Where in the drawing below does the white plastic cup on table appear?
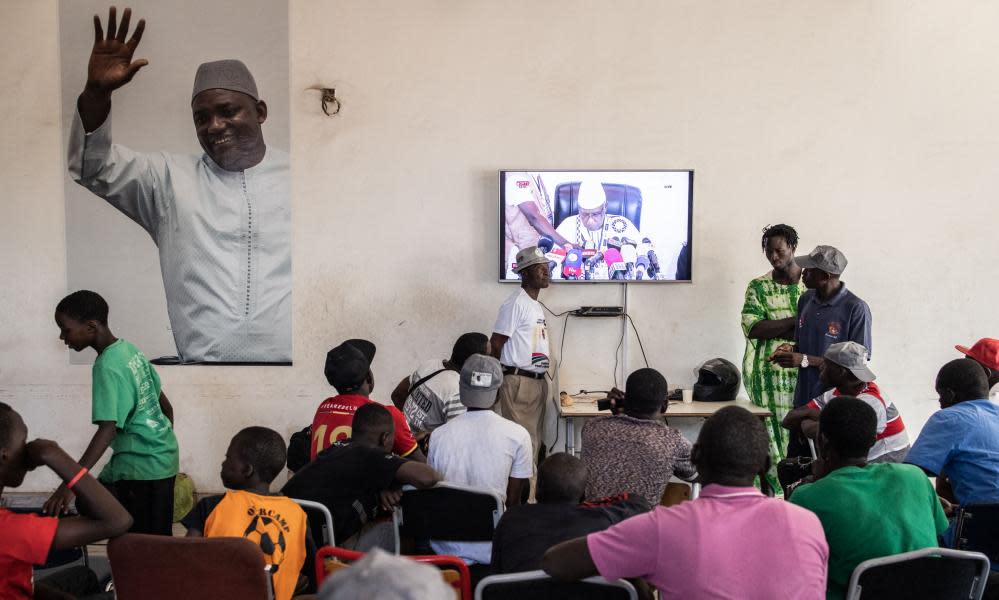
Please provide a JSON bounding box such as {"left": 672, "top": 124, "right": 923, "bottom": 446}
{"left": 682, "top": 389, "right": 694, "bottom": 404}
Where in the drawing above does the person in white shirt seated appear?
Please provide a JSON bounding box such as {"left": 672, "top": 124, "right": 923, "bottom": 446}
{"left": 427, "top": 354, "right": 533, "bottom": 580}
{"left": 390, "top": 332, "right": 489, "bottom": 436}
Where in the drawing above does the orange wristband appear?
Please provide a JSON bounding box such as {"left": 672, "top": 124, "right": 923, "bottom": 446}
{"left": 66, "top": 467, "right": 88, "bottom": 490}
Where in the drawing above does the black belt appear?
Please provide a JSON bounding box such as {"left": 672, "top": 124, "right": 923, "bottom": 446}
{"left": 502, "top": 366, "right": 545, "bottom": 380}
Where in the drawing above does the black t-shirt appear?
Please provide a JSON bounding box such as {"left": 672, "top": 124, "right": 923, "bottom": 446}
{"left": 280, "top": 441, "right": 407, "bottom": 543}
{"left": 491, "top": 494, "right": 651, "bottom": 574}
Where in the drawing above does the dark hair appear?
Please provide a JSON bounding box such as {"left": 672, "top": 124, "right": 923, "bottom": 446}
{"left": 937, "top": 358, "right": 990, "bottom": 401}
{"left": 624, "top": 368, "right": 668, "bottom": 414}
{"left": 819, "top": 396, "right": 876, "bottom": 459}
{"left": 696, "top": 406, "right": 769, "bottom": 479}
{"left": 56, "top": 290, "right": 109, "bottom": 325}
{"left": 450, "top": 333, "right": 489, "bottom": 368}
{"left": 352, "top": 403, "right": 394, "bottom": 438}
{"left": 0, "top": 402, "right": 18, "bottom": 448}
{"left": 536, "top": 453, "right": 587, "bottom": 504}
{"left": 761, "top": 224, "right": 799, "bottom": 252}
{"left": 231, "top": 426, "right": 287, "bottom": 484}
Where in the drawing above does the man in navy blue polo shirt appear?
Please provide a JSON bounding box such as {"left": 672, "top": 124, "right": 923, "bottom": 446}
{"left": 770, "top": 245, "right": 872, "bottom": 411}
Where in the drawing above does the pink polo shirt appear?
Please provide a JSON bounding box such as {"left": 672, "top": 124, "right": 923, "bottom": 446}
{"left": 587, "top": 484, "right": 828, "bottom": 599}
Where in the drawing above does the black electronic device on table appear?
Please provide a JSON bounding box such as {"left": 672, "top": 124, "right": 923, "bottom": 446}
{"left": 572, "top": 306, "right": 624, "bottom": 317}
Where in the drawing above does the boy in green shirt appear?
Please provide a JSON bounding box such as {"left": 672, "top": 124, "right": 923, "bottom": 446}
{"left": 790, "top": 396, "right": 947, "bottom": 600}
{"left": 46, "top": 290, "right": 179, "bottom": 535}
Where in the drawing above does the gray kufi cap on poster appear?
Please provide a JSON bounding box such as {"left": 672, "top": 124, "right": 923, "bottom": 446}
{"left": 192, "top": 59, "right": 259, "bottom": 102}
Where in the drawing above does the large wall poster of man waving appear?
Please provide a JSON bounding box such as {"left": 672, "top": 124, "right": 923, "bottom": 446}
{"left": 60, "top": 1, "right": 291, "bottom": 365}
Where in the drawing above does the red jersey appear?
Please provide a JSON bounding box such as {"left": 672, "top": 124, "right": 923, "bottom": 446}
{"left": 0, "top": 508, "right": 59, "bottom": 599}
{"left": 311, "top": 394, "right": 418, "bottom": 460}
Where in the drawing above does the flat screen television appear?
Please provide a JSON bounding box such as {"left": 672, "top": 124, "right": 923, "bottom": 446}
{"left": 499, "top": 170, "right": 693, "bottom": 282}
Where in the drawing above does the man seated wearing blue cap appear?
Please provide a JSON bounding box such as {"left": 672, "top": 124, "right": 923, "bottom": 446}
{"left": 67, "top": 6, "right": 290, "bottom": 364}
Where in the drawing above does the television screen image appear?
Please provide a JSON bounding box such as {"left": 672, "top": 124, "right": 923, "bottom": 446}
{"left": 499, "top": 170, "right": 693, "bottom": 282}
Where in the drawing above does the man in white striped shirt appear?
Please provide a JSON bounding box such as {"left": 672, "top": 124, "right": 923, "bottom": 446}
{"left": 391, "top": 333, "right": 490, "bottom": 435}
{"left": 783, "top": 341, "right": 910, "bottom": 463}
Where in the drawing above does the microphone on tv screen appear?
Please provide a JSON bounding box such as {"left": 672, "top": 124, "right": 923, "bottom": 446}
{"left": 603, "top": 248, "right": 625, "bottom": 280}
{"left": 636, "top": 255, "right": 650, "bottom": 280}
{"left": 584, "top": 251, "right": 604, "bottom": 280}
{"left": 563, "top": 248, "right": 583, "bottom": 280}
{"left": 641, "top": 237, "right": 661, "bottom": 275}
{"left": 538, "top": 235, "right": 555, "bottom": 253}
{"left": 546, "top": 246, "right": 566, "bottom": 276}
{"left": 620, "top": 244, "right": 638, "bottom": 279}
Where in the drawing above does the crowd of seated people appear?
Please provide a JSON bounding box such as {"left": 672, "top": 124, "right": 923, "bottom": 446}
{"left": 4, "top": 289, "right": 999, "bottom": 599}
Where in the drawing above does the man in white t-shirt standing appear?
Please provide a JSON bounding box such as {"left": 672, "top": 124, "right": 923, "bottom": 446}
{"left": 390, "top": 332, "right": 490, "bottom": 435}
{"left": 428, "top": 354, "right": 533, "bottom": 570}
{"left": 491, "top": 246, "right": 551, "bottom": 469}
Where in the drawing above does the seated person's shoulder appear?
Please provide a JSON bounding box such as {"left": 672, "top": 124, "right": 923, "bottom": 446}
{"left": 582, "top": 493, "right": 653, "bottom": 521}
{"left": 581, "top": 414, "right": 617, "bottom": 432}
{"left": 880, "top": 462, "right": 934, "bottom": 483}
{"left": 181, "top": 493, "right": 226, "bottom": 532}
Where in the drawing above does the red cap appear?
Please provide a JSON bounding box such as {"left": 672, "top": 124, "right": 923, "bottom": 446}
{"left": 956, "top": 338, "right": 999, "bottom": 371}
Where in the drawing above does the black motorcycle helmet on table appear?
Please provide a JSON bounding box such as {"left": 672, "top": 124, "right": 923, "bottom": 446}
{"left": 693, "top": 358, "right": 741, "bottom": 402}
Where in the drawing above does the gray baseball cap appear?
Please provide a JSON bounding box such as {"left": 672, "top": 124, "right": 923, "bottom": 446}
{"left": 795, "top": 245, "right": 848, "bottom": 275}
{"left": 824, "top": 341, "right": 876, "bottom": 382}
{"left": 514, "top": 246, "right": 548, "bottom": 273}
{"left": 459, "top": 354, "right": 504, "bottom": 408}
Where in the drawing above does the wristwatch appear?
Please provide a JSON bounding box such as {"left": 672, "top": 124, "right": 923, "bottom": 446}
{"left": 800, "top": 355, "right": 810, "bottom": 369}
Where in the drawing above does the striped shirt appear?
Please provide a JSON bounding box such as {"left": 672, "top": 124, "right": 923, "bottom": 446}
{"left": 807, "top": 382, "right": 909, "bottom": 461}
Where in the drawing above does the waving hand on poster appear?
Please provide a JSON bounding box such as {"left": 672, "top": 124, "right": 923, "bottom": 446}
{"left": 66, "top": 4, "right": 292, "bottom": 365}
{"left": 78, "top": 6, "right": 147, "bottom": 131}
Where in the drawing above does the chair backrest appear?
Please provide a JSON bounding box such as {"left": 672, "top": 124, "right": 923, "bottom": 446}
{"left": 397, "top": 482, "right": 504, "bottom": 542}
{"left": 475, "top": 570, "right": 637, "bottom": 600}
{"left": 108, "top": 533, "right": 271, "bottom": 600}
{"left": 553, "top": 182, "right": 643, "bottom": 230}
{"left": 315, "top": 546, "right": 471, "bottom": 600}
{"left": 844, "top": 547, "right": 990, "bottom": 600}
{"left": 290, "top": 497, "right": 336, "bottom": 547}
{"left": 954, "top": 503, "right": 999, "bottom": 567}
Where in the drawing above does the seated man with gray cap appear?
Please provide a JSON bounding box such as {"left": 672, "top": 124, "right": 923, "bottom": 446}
{"left": 67, "top": 6, "right": 290, "bottom": 363}
{"left": 427, "top": 354, "right": 533, "bottom": 575}
{"left": 783, "top": 341, "right": 909, "bottom": 463}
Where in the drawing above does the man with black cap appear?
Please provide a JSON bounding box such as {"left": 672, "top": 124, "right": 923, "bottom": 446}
{"left": 311, "top": 339, "right": 424, "bottom": 462}
{"left": 771, "top": 245, "right": 872, "bottom": 412}
{"left": 428, "top": 354, "right": 533, "bottom": 573}
{"left": 783, "top": 341, "right": 909, "bottom": 463}
{"left": 491, "top": 246, "right": 551, "bottom": 471}
{"left": 67, "top": 6, "right": 290, "bottom": 363}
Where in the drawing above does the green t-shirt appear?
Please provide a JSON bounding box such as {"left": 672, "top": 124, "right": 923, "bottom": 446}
{"left": 790, "top": 463, "right": 948, "bottom": 600}
{"left": 92, "top": 339, "right": 179, "bottom": 482}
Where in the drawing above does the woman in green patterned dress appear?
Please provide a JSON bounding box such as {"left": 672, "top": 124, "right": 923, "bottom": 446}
{"left": 741, "top": 224, "right": 803, "bottom": 494}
